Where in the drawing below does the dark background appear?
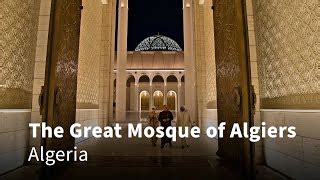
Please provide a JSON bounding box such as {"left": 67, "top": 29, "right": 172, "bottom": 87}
{"left": 116, "top": 0, "right": 184, "bottom": 51}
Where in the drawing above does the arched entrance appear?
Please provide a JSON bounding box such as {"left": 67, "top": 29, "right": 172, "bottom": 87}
{"left": 139, "top": 90, "right": 150, "bottom": 111}
{"left": 167, "top": 90, "right": 177, "bottom": 111}
{"left": 33, "top": 0, "right": 256, "bottom": 178}
{"left": 126, "top": 75, "right": 135, "bottom": 111}
{"left": 153, "top": 90, "right": 164, "bottom": 110}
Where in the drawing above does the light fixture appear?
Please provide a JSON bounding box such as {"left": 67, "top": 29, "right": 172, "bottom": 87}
{"left": 186, "top": 3, "right": 191, "bottom": 8}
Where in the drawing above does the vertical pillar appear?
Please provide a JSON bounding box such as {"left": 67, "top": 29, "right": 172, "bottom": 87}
{"left": 149, "top": 81, "right": 153, "bottom": 110}
{"left": 177, "top": 78, "right": 182, "bottom": 111}
{"left": 183, "top": 0, "right": 196, "bottom": 120}
{"left": 164, "top": 78, "right": 167, "bottom": 105}
{"left": 115, "top": 0, "right": 128, "bottom": 122}
{"left": 43, "top": 0, "right": 82, "bottom": 156}
{"left": 100, "top": 1, "right": 116, "bottom": 126}
{"left": 135, "top": 81, "right": 139, "bottom": 112}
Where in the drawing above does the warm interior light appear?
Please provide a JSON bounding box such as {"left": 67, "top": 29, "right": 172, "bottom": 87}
{"left": 101, "top": 0, "right": 108, "bottom": 4}
{"left": 186, "top": 3, "right": 191, "bottom": 8}
{"left": 199, "top": 0, "right": 204, "bottom": 5}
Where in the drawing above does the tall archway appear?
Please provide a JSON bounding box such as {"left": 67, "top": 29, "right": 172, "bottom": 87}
{"left": 140, "top": 91, "right": 150, "bottom": 111}
{"left": 153, "top": 90, "right": 164, "bottom": 110}
{"left": 167, "top": 90, "right": 177, "bottom": 111}
{"left": 126, "top": 75, "right": 135, "bottom": 111}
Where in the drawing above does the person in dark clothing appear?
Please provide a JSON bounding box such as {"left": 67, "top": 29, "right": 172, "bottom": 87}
{"left": 158, "top": 105, "right": 174, "bottom": 148}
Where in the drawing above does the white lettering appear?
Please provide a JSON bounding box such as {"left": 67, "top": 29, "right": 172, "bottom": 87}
{"left": 128, "top": 123, "right": 142, "bottom": 138}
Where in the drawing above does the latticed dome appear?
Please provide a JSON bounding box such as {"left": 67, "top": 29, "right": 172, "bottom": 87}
{"left": 135, "top": 35, "right": 182, "bottom": 51}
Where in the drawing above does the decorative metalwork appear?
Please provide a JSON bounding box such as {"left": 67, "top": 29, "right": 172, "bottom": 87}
{"left": 213, "top": 0, "right": 253, "bottom": 165}
{"left": 135, "top": 35, "right": 182, "bottom": 51}
{"left": 45, "top": 0, "right": 82, "bottom": 151}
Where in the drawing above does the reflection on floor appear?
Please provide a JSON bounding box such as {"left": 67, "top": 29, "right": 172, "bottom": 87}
{"left": 113, "top": 111, "right": 177, "bottom": 123}
{"left": 2, "top": 127, "right": 286, "bottom": 180}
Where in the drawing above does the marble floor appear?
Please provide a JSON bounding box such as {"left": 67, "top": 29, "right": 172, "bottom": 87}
{"left": 1, "top": 125, "right": 287, "bottom": 180}
{"left": 112, "top": 111, "right": 178, "bottom": 123}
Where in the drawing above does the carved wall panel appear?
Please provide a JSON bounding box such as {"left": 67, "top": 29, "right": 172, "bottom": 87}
{"left": 0, "top": 0, "right": 40, "bottom": 108}
{"left": 194, "top": 1, "right": 207, "bottom": 118}
{"left": 253, "top": 0, "right": 320, "bottom": 109}
{"left": 204, "top": 0, "right": 217, "bottom": 108}
{"left": 194, "top": 0, "right": 217, "bottom": 118}
{"left": 76, "top": 0, "right": 102, "bottom": 109}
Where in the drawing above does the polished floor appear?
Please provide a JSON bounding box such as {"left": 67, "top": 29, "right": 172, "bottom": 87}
{"left": 1, "top": 123, "right": 286, "bottom": 180}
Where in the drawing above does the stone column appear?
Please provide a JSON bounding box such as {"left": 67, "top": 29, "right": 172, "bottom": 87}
{"left": 149, "top": 81, "right": 153, "bottom": 110}
{"left": 183, "top": 0, "right": 196, "bottom": 120}
{"left": 164, "top": 78, "right": 167, "bottom": 105}
{"left": 135, "top": 82, "right": 139, "bottom": 111}
{"left": 115, "top": 0, "right": 128, "bottom": 122}
{"left": 177, "top": 78, "right": 182, "bottom": 111}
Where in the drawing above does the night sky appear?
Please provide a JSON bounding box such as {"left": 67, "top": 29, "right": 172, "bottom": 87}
{"left": 125, "top": 0, "right": 183, "bottom": 51}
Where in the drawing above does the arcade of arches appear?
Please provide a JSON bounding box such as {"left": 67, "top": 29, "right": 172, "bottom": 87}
{"left": 126, "top": 73, "right": 182, "bottom": 112}
{"left": 0, "top": 0, "right": 319, "bottom": 179}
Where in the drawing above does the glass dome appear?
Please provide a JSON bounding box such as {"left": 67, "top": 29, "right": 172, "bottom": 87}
{"left": 135, "top": 35, "right": 182, "bottom": 51}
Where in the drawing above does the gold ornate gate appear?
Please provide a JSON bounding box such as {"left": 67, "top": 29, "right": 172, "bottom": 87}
{"left": 213, "top": 0, "right": 255, "bottom": 177}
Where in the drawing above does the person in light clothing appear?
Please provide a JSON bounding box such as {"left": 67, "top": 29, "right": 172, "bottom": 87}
{"left": 177, "top": 106, "right": 192, "bottom": 149}
{"left": 148, "top": 107, "right": 159, "bottom": 146}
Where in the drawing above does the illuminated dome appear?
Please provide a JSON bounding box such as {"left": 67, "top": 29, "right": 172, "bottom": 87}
{"left": 135, "top": 35, "right": 182, "bottom": 51}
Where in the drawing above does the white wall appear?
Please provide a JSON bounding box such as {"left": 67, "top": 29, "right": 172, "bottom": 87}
{"left": 75, "top": 109, "right": 100, "bottom": 144}
{"left": 201, "top": 109, "right": 218, "bottom": 131}
{"left": 0, "top": 109, "right": 100, "bottom": 175}
{"left": 261, "top": 110, "right": 320, "bottom": 179}
{"left": 0, "top": 0, "right": 51, "bottom": 174}
{"left": 0, "top": 110, "right": 31, "bottom": 174}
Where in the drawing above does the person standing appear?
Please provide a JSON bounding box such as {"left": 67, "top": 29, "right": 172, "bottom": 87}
{"left": 158, "top": 105, "right": 174, "bottom": 148}
{"left": 148, "top": 107, "right": 158, "bottom": 147}
{"left": 177, "top": 106, "right": 192, "bottom": 149}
